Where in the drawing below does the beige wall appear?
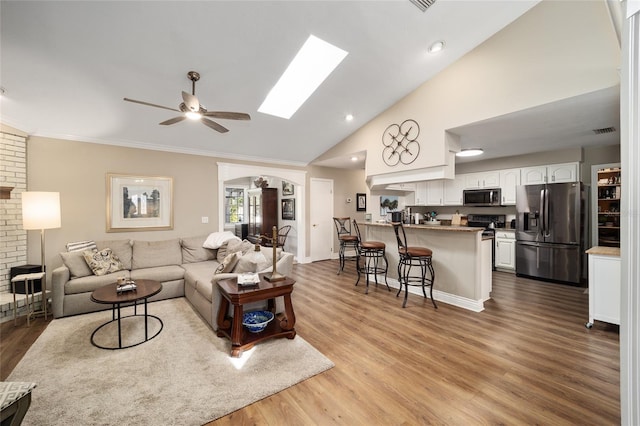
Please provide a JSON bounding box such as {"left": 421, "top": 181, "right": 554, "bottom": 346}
{"left": 314, "top": 0, "right": 621, "bottom": 178}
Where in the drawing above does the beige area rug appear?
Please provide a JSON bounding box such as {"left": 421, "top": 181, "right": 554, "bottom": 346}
{"left": 8, "top": 298, "right": 334, "bottom": 425}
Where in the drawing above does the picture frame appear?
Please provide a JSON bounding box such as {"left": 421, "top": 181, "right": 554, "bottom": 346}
{"left": 281, "top": 198, "right": 295, "bottom": 220}
{"left": 282, "top": 180, "right": 294, "bottom": 196}
{"left": 106, "top": 173, "right": 173, "bottom": 232}
{"left": 356, "top": 193, "right": 367, "bottom": 211}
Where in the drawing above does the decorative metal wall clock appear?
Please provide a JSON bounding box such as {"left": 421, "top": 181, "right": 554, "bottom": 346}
{"left": 381, "top": 119, "right": 420, "bottom": 166}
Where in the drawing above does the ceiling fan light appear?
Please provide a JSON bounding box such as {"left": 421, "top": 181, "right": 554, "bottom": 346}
{"left": 185, "top": 111, "right": 202, "bottom": 120}
{"left": 456, "top": 148, "right": 484, "bottom": 157}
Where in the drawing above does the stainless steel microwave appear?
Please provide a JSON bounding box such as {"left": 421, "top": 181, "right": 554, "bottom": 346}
{"left": 463, "top": 188, "right": 502, "bottom": 207}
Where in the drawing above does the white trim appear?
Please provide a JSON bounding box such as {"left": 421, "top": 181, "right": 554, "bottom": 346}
{"left": 620, "top": 2, "right": 640, "bottom": 424}
{"left": 217, "top": 162, "right": 307, "bottom": 262}
{"left": 374, "top": 277, "right": 486, "bottom": 312}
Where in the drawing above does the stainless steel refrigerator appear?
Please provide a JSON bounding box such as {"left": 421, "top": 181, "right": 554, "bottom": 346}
{"left": 515, "top": 182, "right": 586, "bottom": 285}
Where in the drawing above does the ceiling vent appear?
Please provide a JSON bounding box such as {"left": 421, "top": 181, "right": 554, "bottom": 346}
{"left": 592, "top": 126, "right": 616, "bottom": 135}
{"left": 409, "top": 0, "right": 436, "bottom": 12}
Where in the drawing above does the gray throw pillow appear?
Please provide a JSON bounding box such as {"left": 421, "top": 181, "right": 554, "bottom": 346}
{"left": 60, "top": 251, "right": 93, "bottom": 278}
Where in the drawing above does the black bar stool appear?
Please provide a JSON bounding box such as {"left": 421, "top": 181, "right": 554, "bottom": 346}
{"left": 353, "top": 220, "right": 390, "bottom": 293}
{"left": 333, "top": 217, "right": 359, "bottom": 274}
{"left": 392, "top": 222, "right": 437, "bottom": 309}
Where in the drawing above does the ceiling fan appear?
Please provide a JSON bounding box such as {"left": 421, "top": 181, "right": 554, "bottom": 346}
{"left": 123, "top": 71, "right": 250, "bottom": 133}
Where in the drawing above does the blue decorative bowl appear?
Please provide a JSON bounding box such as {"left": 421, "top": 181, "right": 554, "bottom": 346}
{"left": 242, "top": 310, "right": 274, "bottom": 333}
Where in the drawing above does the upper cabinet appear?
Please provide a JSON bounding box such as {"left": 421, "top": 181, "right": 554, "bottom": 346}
{"left": 463, "top": 171, "right": 500, "bottom": 189}
{"left": 499, "top": 168, "right": 521, "bottom": 205}
{"left": 443, "top": 175, "right": 465, "bottom": 205}
{"left": 521, "top": 162, "right": 578, "bottom": 185}
{"left": 414, "top": 181, "right": 428, "bottom": 205}
{"left": 426, "top": 180, "right": 444, "bottom": 205}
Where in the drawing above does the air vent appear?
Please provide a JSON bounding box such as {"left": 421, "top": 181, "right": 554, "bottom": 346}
{"left": 409, "top": 0, "right": 436, "bottom": 12}
{"left": 592, "top": 127, "right": 616, "bottom": 135}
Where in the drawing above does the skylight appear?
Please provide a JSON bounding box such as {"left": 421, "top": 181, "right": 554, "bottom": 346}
{"left": 258, "top": 35, "right": 348, "bottom": 119}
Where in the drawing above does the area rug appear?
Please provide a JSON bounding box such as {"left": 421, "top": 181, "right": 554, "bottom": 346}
{"left": 7, "top": 298, "right": 334, "bottom": 425}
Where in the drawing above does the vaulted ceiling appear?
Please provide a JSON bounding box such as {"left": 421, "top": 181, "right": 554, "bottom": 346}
{"left": 2, "top": 0, "right": 545, "bottom": 168}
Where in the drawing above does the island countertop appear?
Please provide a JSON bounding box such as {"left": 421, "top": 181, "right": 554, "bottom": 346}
{"left": 358, "top": 221, "right": 485, "bottom": 233}
{"left": 357, "top": 221, "right": 493, "bottom": 312}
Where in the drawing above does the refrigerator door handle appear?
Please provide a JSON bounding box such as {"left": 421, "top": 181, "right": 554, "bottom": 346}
{"left": 543, "top": 188, "right": 550, "bottom": 238}
{"left": 539, "top": 189, "right": 546, "bottom": 235}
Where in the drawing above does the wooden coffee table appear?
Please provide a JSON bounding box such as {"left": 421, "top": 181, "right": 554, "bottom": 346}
{"left": 216, "top": 274, "right": 296, "bottom": 357}
{"left": 90, "top": 279, "right": 163, "bottom": 350}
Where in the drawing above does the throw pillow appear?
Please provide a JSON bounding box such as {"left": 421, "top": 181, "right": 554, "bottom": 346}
{"left": 203, "top": 231, "right": 240, "bottom": 249}
{"left": 227, "top": 238, "right": 254, "bottom": 256}
{"left": 215, "top": 251, "right": 241, "bottom": 274}
{"left": 65, "top": 240, "right": 97, "bottom": 252}
{"left": 233, "top": 250, "right": 270, "bottom": 273}
{"left": 181, "top": 235, "right": 216, "bottom": 264}
{"left": 82, "top": 248, "right": 125, "bottom": 276}
{"left": 60, "top": 251, "right": 93, "bottom": 278}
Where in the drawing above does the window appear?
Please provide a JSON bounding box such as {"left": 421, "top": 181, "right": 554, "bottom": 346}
{"left": 225, "top": 187, "right": 245, "bottom": 224}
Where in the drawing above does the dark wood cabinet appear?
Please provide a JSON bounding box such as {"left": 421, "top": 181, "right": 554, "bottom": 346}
{"left": 248, "top": 187, "right": 278, "bottom": 241}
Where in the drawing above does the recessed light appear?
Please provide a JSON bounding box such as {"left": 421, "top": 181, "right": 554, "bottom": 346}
{"left": 258, "top": 35, "right": 348, "bottom": 119}
{"left": 351, "top": 156, "right": 358, "bottom": 162}
{"left": 456, "top": 148, "right": 484, "bottom": 157}
{"left": 345, "top": 114, "right": 354, "bottom": 122}
{"left": 428, "top": 40, "right": 445, "bottom": 54}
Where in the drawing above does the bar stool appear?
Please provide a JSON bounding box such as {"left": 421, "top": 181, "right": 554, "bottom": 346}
{"left": 392, "top": 222, "right": 437, "bottom": 309}
{"left": 11, "top": 272, "right": 47, "bottom": 326}
{"left": 352, "top": 220, "right": 390, "bottom": 293}
{"left": 333, "top": 217, "right": 359, "bottom": 274}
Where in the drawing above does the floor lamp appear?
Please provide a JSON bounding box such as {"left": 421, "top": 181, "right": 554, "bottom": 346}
{"left": 22, "top": 191, "right": 61, "bottom": 319}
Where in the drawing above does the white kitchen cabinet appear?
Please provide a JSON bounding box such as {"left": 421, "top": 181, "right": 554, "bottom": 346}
{"left": 414, "top": 181, "right": 428, "bottom": 205}
{"left": 443, "top": 175, "right": 465, "bottom": 205}
{"left": 463, "top": 171, "right": 500, "bottom": 189}
{"left": 586, "top": 247, "right": 621, "bottom": 327}
{"left": 521, "top": 162, "right": 578, "bottom": 185}
{"left": 495, "top": 230, "right": 516, "bottom": 272}
{"left": 426, "top": 180, "right": 444, "bottom": 205}
{"left": 385, "top": 183, "right": 417, "bottom": 192}
{"left": 499, "top": 168, "right": 520, "bottom": 205}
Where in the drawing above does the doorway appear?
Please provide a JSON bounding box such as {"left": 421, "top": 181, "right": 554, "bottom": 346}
{"left": 310, "top": 178, "right": 334, "bottom": 262}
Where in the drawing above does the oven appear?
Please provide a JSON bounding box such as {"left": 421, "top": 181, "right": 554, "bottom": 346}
{"left": 467, "top": 214, "right": 506, "bottom": 271}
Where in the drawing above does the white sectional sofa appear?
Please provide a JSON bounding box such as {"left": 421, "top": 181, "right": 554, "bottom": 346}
{"left": 51, "top": 234, "right": 293, "bottom": 331}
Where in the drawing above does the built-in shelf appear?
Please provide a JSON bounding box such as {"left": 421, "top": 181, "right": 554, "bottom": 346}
{"left": 0, "top": 186, "right": 14, "bottom": 199}
{"left": 594, "top": 166, "right": 621, "bottom": 248}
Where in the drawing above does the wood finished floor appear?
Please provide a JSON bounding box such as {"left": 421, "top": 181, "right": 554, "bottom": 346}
{"left": 1, "top": 260, "right": 620, "bottom": 425}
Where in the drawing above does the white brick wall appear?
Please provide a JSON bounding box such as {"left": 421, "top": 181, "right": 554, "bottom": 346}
{"left": 1, "top": 131, "right": 27, "bottom": 297}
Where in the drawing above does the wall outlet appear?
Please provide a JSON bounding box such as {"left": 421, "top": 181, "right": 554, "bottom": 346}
{"left": 201, "top": 217, "right": 209, "bottom": 224}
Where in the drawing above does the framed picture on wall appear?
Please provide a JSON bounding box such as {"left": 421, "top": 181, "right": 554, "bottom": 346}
{"left": 282, "top": 198, "right": 295, "bottom": 220}
{"left": 106, "top": 173, "right": 173, "bottom": 232}
{"left": 282, "top": 181, "right": 294, "bottom": 196}
{"left": 356, "top": 193, "right": 367, "bottom": 211}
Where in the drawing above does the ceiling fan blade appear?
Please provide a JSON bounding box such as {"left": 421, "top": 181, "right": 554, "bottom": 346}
{"left": 203, "top": 111, "right": 251, "bottom": 120}
{"left": 182, "top": 91, "right": 200, "bottom": 112}
{"left": 202, "top": 117, "right": 229, "bottom": 133}
{"left": 123, "top": 98, "right": 180, "bottom": 112}
{"left": 159, "top": 116, "right": 187, "bottom": 126}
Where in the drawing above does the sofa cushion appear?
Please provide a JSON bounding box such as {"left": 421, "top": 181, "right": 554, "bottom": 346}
{"left": 60, "top": 251, "right": 93, "bottom": 278}
{"left": 96, "top": 239, "right": 132, "bottom": 270}
{"left": 181, "top": 235, "right": 217, "bottom": 264}
{"left": 216, "top": 238, "right": 243, "bottom": 263}
{"left": 82, "top": 248, "right": 125, "bottom": 276}
{"left": 215, "top": 251, "right": 241, "bottom": 274}
{"left": 130, "top": 265, "right": 185, "bottom": 282}
{"left": 203, "top": 231, "right": 239, "bottom": 249}
{"left": 182, "top": 261, "right": 219, "bottom": 300}
{"left": 132, "top": 239, "right": 182, "bottom": 269}
{"left": 64, "top": 270, "right": 131, "bottom": 295}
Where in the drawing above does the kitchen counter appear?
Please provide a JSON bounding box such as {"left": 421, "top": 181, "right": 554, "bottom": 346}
{"left": 358, "top": 222, "right": 492, "bottom": 312}
{"left": 586, "top": 246, "right": 620, "bottom": 256}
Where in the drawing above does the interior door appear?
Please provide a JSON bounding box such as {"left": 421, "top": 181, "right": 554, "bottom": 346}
{"left": 310, "top": 178, "right": 333, "bottom": 262}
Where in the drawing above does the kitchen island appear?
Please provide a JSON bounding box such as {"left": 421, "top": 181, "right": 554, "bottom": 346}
{"left": 359, "top": 222, "right": 492, "bottom": 311}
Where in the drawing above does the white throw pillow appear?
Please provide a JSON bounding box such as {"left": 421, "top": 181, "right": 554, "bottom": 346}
{"left": 203, "top": 231, "right": 240, "bottom": 249}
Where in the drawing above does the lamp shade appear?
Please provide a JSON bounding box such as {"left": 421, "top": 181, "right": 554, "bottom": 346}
{"left": 22, "top": 191, "right": 61, "bottom": 230}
